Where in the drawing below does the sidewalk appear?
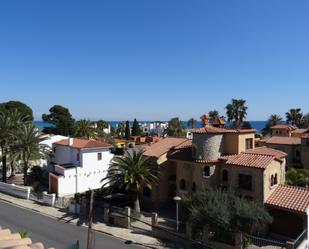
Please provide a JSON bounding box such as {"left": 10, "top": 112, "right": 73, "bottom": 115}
{"left": 0, "top": 192, "right": 173, "bottom": 249}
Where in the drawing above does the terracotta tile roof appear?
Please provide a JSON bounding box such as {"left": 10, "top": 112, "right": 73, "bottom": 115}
{"left": 245, "top": 146, "right": 287, "bottom": 160}
{"left": 266, "top": 185, "right": 309, "bottom": 215}
{"left": 220, "top": 153, "right": 275, "bottom": 169}
{"left": 143, "top": 137, "right": 189, "bottom": 158}
{"left": 263, "top": 136, "right": 301, "bottom": 145}
{"left": 54, "top": 138, "right": 112, "bottom": 149}
{"left": 192, "top": 125, "right": 256, "bottom": 134}
{"left": 292, "top": 128, "right": 308, "bottom": 134}
{"left": 270, "top": 124, "right": 297, "bottom": 130}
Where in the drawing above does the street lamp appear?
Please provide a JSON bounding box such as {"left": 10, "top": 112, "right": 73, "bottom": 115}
{"left": 173, "top": 196, "right": 182, "bottom": 232}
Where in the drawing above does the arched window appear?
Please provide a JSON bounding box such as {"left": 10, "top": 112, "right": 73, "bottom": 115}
{"left": 203, "top": 166, "right": 210, "bottom": 177}
{"left": 192, "top": 182, "right": 196, "bottom": 192}
{"left": 180, "top": 179, "right": 186, "bottom": 190}
{"left": 271, "top": 175, "right": 274, "bottom": 186}
{"left": 274, "top": 173, "right": 278, "bottom": 185}
{"left": 222, "top": 170, "right": 228, "bottom": 182}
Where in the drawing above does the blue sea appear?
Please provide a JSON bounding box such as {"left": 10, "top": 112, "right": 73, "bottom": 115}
{"left": 34, "top": 120, "right": 267, "bottom": 133}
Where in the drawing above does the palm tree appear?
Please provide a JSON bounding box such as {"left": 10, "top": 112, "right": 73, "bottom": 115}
{"left": 262, "top": 114, "right": 283, "bottom": 135}
{"left": 208, "top": 110, "right": 220, "bottom": 121}
{"left": 225, "top": 99, "right": 248, "bottom": 128}
{"left": 187, "top": 118, "right": 196, "bottom": 129}
{"left": 0, "top": 109, "right": 25, "bottom": 182}
{"left": 167, "top": 117, "right": 185, "bottom": 137}
{"left": 14, "top": 123, "right": 47, "bottom": 185}
{"left": 286, "top": 108, "right": 303, "bottom": 127}
{"left": 74, "top": 119, "right": 97, "bottom": 139}
{"left": 103, "top": 150, "right": 158, "bottom": 212}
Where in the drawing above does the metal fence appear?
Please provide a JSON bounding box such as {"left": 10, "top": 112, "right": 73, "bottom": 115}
{"left": 246, "top": 235, "right": 286, "bottom": 249}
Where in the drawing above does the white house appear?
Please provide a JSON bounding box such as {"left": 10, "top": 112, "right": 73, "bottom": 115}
{"left": 49, "top": 138, "right": 113, "bottom": 197}
{"left": 39, "top": 135, "right": 68, "bottom": 169}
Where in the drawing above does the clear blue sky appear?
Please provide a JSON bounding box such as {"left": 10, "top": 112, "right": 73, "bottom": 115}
{"left": 0, "top": 0, "right": 308, "bottom": 121}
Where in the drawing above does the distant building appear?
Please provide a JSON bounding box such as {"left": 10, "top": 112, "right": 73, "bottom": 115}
{"left": 49, "top": 138, "right": 113, "bottom": 196}
{"left": 261, "top": 124, "right": 309, "bottom": 169}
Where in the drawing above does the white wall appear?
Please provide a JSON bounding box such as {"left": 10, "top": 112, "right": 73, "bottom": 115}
{"left": 53, "top": 145, "right": 80, "bottom": 166}
{"left": 54, "top": 147, "right": 113, "bottom": 196}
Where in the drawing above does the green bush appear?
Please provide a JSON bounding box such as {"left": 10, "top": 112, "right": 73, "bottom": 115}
{"left": 286, "top": 168, "right": 309, "bottom": 187}
{"left": 19, "top": 231, "right": 30, "bottom": 238}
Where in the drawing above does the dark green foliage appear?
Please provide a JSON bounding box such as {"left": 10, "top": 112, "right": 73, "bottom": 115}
{"left": 42, "top": 105, "right": 75, "bottom": 135}
{"left": 125, "top": 120, "right": 131, "bottom": 140}
{"left": 29, "top": 166, "right": 43, "bottom": 182}
{"left": 286, "top": 108, "right": 303, "bottom": 127}
{"left": 0, "top": 101, "right": 33, "bottom": 121}
{"left": 19, "top": 231, "right": 30, "bottom": 238}
{"left": 102, "top": 150, "right": 158, "bottom": 212}
{"left": 187, "top": 188, "right": 272, "bottom": 236}
{"left": 286, "top": 168, "right": 309, "bottom": 187}
{"left": 241, "top": 121, "right": 252, "bottom": 129}
{"left": 166, "top": 117, "right": 185, "bottom": 137}
{"left": 187, "top": 118, "right": 196, "bottom": 129}
{"left": 131, "top": 118, "right": 141, "bottom": 136}
{"left": 74, "top": 119, "right": 96, "bottom": 139}
{"left": 225, "top": 99, "right": 248, "bottom": 128}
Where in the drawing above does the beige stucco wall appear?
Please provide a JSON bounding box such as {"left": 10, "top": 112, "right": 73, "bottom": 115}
{"left": 263, "top": 143, "right": 301, "bottom": 167}
{"left": 224, "top": 133, "right": 255, "bottom": 155}
{"left": 271, "top": 129, "right": 291, "bottom": 137}
{"left": 174, "top": 161, "right": 216, "bottom": 196}
{"left": 217, "top": 164, "right": 265, "bottom": 203}
{"left": 263, "top": 160, "right": 286, "bottom": 202}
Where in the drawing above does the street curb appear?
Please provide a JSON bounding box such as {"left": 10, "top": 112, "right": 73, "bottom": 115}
{"left": 0, "top": 195, "right": 164, "bottom": 249}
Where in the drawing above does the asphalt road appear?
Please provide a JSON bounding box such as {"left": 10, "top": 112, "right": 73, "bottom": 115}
{"left": 0, "top": 200, "right": 143, "bottom": 249}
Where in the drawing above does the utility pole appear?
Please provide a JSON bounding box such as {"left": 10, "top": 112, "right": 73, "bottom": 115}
{"left": 87, "top": 190, "right": 94, "bottom": 249}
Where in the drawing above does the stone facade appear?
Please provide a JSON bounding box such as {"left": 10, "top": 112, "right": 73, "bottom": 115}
{"left": 192, "top": 133, "right": 224, "bottom": 161}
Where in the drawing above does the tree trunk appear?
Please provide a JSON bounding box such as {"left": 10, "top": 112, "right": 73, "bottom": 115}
{"left": 10, "top": 161, "right": 15, "bottom": 177}
{"left": 133, "top": 193, "right": 140, "bottom": 213}
{"left": 23, "top": 161, "right": 28, "bottom": 186}
{"left": 2, "top": 154, "right": 7, "bottom": 183}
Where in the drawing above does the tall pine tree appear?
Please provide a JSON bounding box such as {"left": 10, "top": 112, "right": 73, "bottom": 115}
{"left": 131, "top": 118, "right": 141, "bottom": 136}
{"left": 125, "top": 120, "right": 131, "bottom": 140}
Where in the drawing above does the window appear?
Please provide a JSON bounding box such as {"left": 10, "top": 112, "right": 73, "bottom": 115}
{"left": 179, "top": 179, "right": 186, "bottom": 190}
{"left": 238, "top": 174, "right": 253, "bottom": 191}
{"left": 270, "top": 175, "right": 274, "bottom": 186}
{"left": 76, "top": 153, "right": 80, "bottom": 161}
{"left": 274, "top": 173, "right": 278, "bottom": 185}
{"left": 192, "top": 145, "right": 197, "bottom": 158}
{"left": 245, "top": 138, "right": 253, "bottom": 150}
{"left": 306, "top": 141, "right": 309, "bottom": 147}
{"left": 203, "top": 166, "right": 210, "bottom": 177}
{"left": 296, "top": 150, "right": 301, "bottom": 158}
{"left": 97, "top": 153, "right": 102, "bottom": 160}
{"left": 192, "top": 182, "right": 196, "bottom": 192}
{"left": 53, "top": 147, "right": 56, "bottom": 153}
{"left": 222, "top": 170, "right": 228, "bottom": 182}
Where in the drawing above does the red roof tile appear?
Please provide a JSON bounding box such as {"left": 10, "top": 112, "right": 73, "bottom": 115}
{"left": 266, "top": 185, "right": 309, "bottom": 215}
{"left": 192, "top": 125, "right": 256, "bottom": 134}
{"left": 220, "top": 153, "right": 275, "bottom": 169}
{"left": 263, "top": 136, "right": 301, "bottom": 145}
{"left": 270, "top": 124, "right": 297, "bottom": 130}
{"left": 245, "top": 146, "right": 287, "bottom": 160}
{"left": 143, "top": 137, "right": 189, "bottom": 158}
{"left": 54, "top": 138, "right": 112, "bottom": 149}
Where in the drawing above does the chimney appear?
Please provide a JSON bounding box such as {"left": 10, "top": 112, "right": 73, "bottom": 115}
{"left": 68, "top": 137, "right": 73, "bottom": 146}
